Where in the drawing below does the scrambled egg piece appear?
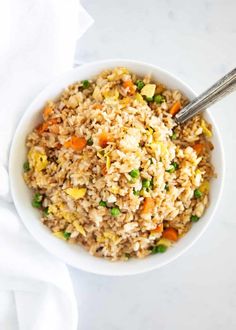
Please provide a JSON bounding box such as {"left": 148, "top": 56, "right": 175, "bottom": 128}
{"left": 73, "top": 221, "right": 86, "bottom": 236}
{"left": 141, "top": 84, "right": 156, "bottom": 98}
{"left": 156, "top": 238, "right": 172, "bottom": 247}
{"left": 201, "top": 119, "right": 212, "bottom": 138}
{"left": 53, "top": 232, "right": 67, "bottom": 240}
{"left": 65, "top": 188, "right": 87, "bottom": 199}
{"left": 28, "top": 147, "right": 48, "bottom": 172}
{"left": 135, "top": 93, "right": 145, "bottom": 104}
{"left": 103, "top": 89, "right": 119, "bottom": 100}
{"left": 199, "top": 181, "right": 210, "bottom": 193}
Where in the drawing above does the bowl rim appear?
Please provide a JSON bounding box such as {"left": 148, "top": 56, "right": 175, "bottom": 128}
{"left": 9, "top": 59, "right": 225, "bottom": 276}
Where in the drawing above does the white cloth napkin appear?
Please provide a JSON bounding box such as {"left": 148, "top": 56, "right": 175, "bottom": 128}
{"left": 0, "top": 0, "right": 93, "bottom": 329}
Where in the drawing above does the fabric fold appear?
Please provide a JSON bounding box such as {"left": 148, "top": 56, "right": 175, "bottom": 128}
{"left": 0, "top": 0, "right": 93, "bottom": 329}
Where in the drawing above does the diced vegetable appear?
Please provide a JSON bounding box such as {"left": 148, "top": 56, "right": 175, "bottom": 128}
{"left": 166, "top": 161, "right": 179, "bottom": 173}
{"left": 98, "top": 132, "right": 110, "bottom": 148}
{"left": 141, "top": 197, "right": 155, "bottom": 214}
{"left": 101, "top": 164, "right": 107, "bottom": 176}
{"left": 63, "top": 232, "right": 71, "bottom": 240}
{"left": 152, "top": 244, "right": 167, "bottom": 254}
{"left": 32, "top": 200, "right": 42, "bottom": 208}
{"left": 99, "top": 200, "right": 107, "bottom": 207}
{"left": 152, "top": 223, "right": 163, "bottom": 233}
{"left": 23, "top": 161, "right": 30, "bottom": 172}
{"left": 193, "top": 143, "right": 204, "bottom": 154}
{"left": 65, "top": 187, "right": 87, "bottom": 199}
{"left": 43, "top": 207, "right": 49, "bottom": 216}
{"left": 82, "top": 80, "right": 90, "bottom": 89}
{"left": 154, "top": 94, "right": 165, "bottom": 104}
{"left": 43, "top": 105, "right": 53, "bottom": 120}
{"left": 169, "top": 101, "right": 181, "bottom": 116}
{"left": 142, "top": 179, "right": 151, "bottom": 189}
{"left": 135, "top": 80, "right": 145, "bottom": 91}
{"left": 146, "top": 96, "right": 154, "bottom": 102}
{"left": 164, "top": 183, "right": 169, "bottom": 191}
{"left": 172, "top": 162, "right": 179, "bottom": 170}
{"left": 133, "top": 189, "right": 140, "bottom": 196}
{"left": 64, "top": 136, "right": 87, "bottom": 151}
{"left": 194, "top": 189, "right": 202, "bottom": 198}
{"left": 87, "top": 137, "right": 93, "bottom": 146}
{"left": 190, "top": 215, "right": 200, "bottom": 222}
{"left": 171, "top": 132, "right": 177, "bottom": 140}
{"left": 32, "top": 193, "right": 43, "bottom": 208}
{"left": 141, "top": 84, "right": 156, "bottom": 98}
{"left": 36, "top": 118, "right": 58, "bottom": 134}
{"left": 110, "top": 207, "right": 121, "bottom": 217}
{"left": 162, "top": 227, "right": 178, "bottom": 241}
{"left": 129, "top": 169, "right": 140, "bottom": 178}
{"left": 123, "top": 80, "right": 136, "bottom": 94}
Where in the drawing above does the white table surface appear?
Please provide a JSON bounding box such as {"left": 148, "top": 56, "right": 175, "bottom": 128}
{"left": 72, "top": 0, "right": 236, "bottom": 329}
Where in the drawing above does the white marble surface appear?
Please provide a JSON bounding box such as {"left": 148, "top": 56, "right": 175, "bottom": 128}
{"left": 72, "top": 0, "right": 236, "bottom": 329}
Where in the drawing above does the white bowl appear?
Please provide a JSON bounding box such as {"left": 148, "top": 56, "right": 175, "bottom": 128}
{"left": 9, "top": 60, "right": 225, "bottom": 276}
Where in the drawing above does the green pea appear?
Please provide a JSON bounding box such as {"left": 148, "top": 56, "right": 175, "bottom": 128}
{"left": 171, "top": 132, "right": 177, "bottom": 140}
{"left": 146, "top": 96, "right": 153, "bottom": 102}
{"left": 194, "top": 189, "right": 202, "bottom": 199}
{"left": 166, "top": 161, "right": 179, "bottom": 173}
{"left": 110, "top": 207, "right": 121, "bottom": 217}
{"left": 99, "top": 200, "right": 107, "bottom": 207}
{"left": 142, "top": 179, "right": 151, "bottom": 189}
{"left": 63, "top": 232, "right": 71, "bottom": 240}
{"left": 172, "top": 162, "right": 179, "bottom": 170}
{"left": 23, "top": 161, "right": 30, "bottom": 172}
{"left": 164, "top": 183, "right": 169, "bottom": 191}
{"left": 149, "top": 158, "right": 153, "bottom": 165}
{"left": 190, "top": 215, "right": 200, "bottom": 222}
{"left": 87, "top": 137, "right": 93, "bottom": 146}
{"left": 129, "top": 169, "right": 140, "bottom": 178}
{"left": 154, "top": 94, "right": 165, "bottom": 104}
{"left": 32, "top": 200, "right": 42, "bottom": 208}
{"left": 34, "top": 193, "right": 42, "bottom": 202}
{"left": 82, "top": 80, "right": 90, "bottom": 88}
{"left": 43, "top": 207, "right": 49, "bottom": 216}
{"left": 135, "top": 80, "right": 145, "bottom": 91}
{"left": 133, "top": 189, "right": 140, "bottom": 196}
{"left": 32, "top": 193, "right": 43, "bottom": 208}
{"left": 166, "top": 165, "right": 175, "bottom": 173}
{"left": 152, "top": 245, "right": 167, "bottom": 254}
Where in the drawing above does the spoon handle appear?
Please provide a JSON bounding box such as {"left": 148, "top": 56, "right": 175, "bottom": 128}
{"left": 175, "top": 68, "right": 236, "bottom": 124}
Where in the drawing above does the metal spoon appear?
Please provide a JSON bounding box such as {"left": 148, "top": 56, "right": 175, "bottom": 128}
{"left": 175, "top": 67, "right": 236, "bottom": 124}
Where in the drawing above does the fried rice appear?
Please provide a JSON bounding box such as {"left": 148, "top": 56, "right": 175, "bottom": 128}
{"left": 23, "top": 67, "right": 215, "bottom": 260}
